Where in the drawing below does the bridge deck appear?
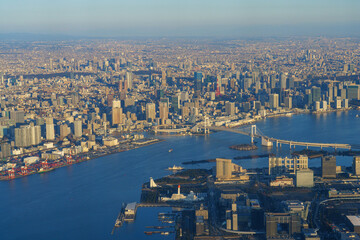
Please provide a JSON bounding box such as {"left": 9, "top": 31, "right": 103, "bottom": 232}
{"left": 209, "top": 126, "right": 351, "bottom": 149}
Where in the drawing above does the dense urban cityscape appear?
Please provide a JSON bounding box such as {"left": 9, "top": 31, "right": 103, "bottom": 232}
{"left": 0, "top": 36, "right": 360, "bottom": 239}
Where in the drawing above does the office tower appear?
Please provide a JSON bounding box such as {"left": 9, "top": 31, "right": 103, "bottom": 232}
{"left": 194, "top": 72, "right": 202, "bottom": 93}
{"left": 284, "top": 97, "right": 292, "bottom": 109}
{"left": 287, "top": 77, "right": 294, "bottom": 89}
{"left": 107, "top": 94, "right": 114, "bottom": 107}
{"left": 125, "top": 72, "right": 132, "bottom": 89}
{"left": 327, "top": 85, "right": 333, "bottom": 102}
{"left": 74, "top": 119, "right": 82, "bottom": 138}
{"left": 46, "top": 117, "right": 55, "bottom": 141}
{"left": 280, "top": 72, "right": 287, "bottom": 89}
{"left": 15, "top": 127, "right": 27, "bottom": 147}
{"left": 29, "top": 124, "right": 41, "bottom": 146}
{"left": 112, "top": 100, "right": 123, "bottom": 125}
{"left": 268, "top": 155, "right": 308, "bottom": 175}
{"left": 311, "top": 87, "right": 321, "bottom": 102}
{"left": 216, "top": 158, "right": 232, "bottom": 180}
{"left": 269, "top": 94, "right": 279, "bottom": 109}
{"left": 146, "top": 103, "right": 156, "bottom": 121}
{"left": 60, "top": 124, "right": 71, "bottom": 139}
{"left": 10, "top": 111, "right": 25, "bottom": 124}
{"left": 347, "top": 85, "right": 360, "bottom": 100}
{"left": 159, "top": 102, "right": 169, "bottom": 121}
{"left": 161, "top": 70, "right": 167, "bottom": 87}
{"left": 266, "top": 213, "right": 301, "bottom": 238}
{"left": 225, "top": 101, "right": 235, "bottom": 115}
{"left": 322, "top": 156, "right": 336, "bottom": 178}
{"left": 353, "top": 156, "right": 360, "bottom": 176}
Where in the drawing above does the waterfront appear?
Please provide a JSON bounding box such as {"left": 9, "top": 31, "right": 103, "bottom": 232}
{"left": 0, "top": 110, "right": 359, "bottom": 240}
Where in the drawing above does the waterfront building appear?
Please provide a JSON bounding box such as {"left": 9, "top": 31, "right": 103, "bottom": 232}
{"left": 353, "top": 156, "right": 360, "bottom": 176}
{"left": 159, "top": 102, "right": 169, "bottom": 122}
{"left": 347, "top": 85, "right": 360, "bottom": 100}
{"left": 322, "top": 156, "right": 337, "bottom": 178}
{"left": 285, "top": 96, "right": 292, "bottom": 109}
{"left": 311, "top": 87, "right": 321, "bottom": 102}
{"left": 216, "top": 158, "right": 232, "bottom": 180}
{"left": 145, "top": 103, "right": 156, "bottom": 121}
{"left": 15, "top": 124, "right": 41, "bottom": 147}
{"left": 268, "top": 155, "right": 308, "bottom": 175}
{"left": 269, "top": 94, "right": 279, "bottom": 109}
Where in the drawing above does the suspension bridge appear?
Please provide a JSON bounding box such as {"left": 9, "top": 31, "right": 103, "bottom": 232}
{"left": 208, "top": 125, "right": 353, "bottom": 150}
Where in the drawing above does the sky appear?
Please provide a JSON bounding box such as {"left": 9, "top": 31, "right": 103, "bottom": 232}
{"left": 0, "top": 0, "right": 360, "bottom": 38}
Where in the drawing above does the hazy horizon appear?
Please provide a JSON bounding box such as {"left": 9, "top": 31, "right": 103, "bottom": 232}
{"left": 1, "top": 0, "right": 360, "bottom": 38}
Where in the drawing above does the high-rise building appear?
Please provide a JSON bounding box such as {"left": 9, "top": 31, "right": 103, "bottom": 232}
{"left": 159, "top": 102, "right": 169, "bottom": 122}
{"left": 347, "top": 85, "right": 360, "bottom": 100}
{"left": 280, "top": 72, "right": 287, "bottom": 89}
{"left": 322, "top": 156, "right": 336, "bottom": 178}
{"left": 161, "top": 70, "right": 167, "bottom": 87}
{"left": 10, "top": 111, "right": 25, "bottom": 124}
{"left": 126, "top": 72, "right": 132, "bottom": 89}
{"left": 265, "top": 213, "right": 301, "bottom": 238}
{"left": 112, "top": 100, "right": 123, "bottom": 125}
{"left": 284, "top": 97, "right": 292, "bottom": 109}
{"left": 60, "top": 124, "right": 71, "bottom": 139}
{"left": 46, "top": 117, "right": 55, "bottom": 141}
{"left": 311, "top": 87, "right": 321, "bottom": 102}
{"left": 0, "top": 142, "right": 11, "bottom": 158}
{"left": 216, "top": 158, "right": 232, "bottom": 180}
{"left": 353, "top": 156, "right": 360, "bottom": 176}
{"left": 225, "top": 101, "right": 235, "bottom": 116}
{"left": 14, "top": 124, "right": 41, "bottom": 147}
{"left": 269, "top": 155, "right": 308, "bottom": 175}
{"left": 269, "top": 94, "right": 279, "bottom": 109}
{"left": 74, "top": 119, "right": 82, "bottom": 138}
{"left": 146, "top": 103, "right": 156, "bottom": 121}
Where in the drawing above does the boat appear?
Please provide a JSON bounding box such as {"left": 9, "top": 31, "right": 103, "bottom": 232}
{"left": 168, "top": 149, "right": 173, "bottom": 152}
{"left": 167, "top": 165, "right": 184, "bottom": 171}
{"left": 38, "top": 168, "right": 54, "bottom": 173}
{"left": 356, "top": 114, "right": 359, "bottom": 118}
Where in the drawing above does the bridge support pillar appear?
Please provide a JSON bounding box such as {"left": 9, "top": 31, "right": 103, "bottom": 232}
{"left": 250, "top": 125, "right": 256, "bottom": 144}
{"left": 276, "top": 140, "right": 279, "bottom": 148}
{"left": 289, "top": 142, "right": 292, "bottom": 149}
{"left": 306, "top": 145, "right": 308, "bottom": 149}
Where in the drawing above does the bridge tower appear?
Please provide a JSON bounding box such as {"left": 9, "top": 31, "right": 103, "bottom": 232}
{"left": 204, "top": 117, "right": 210, "bottom": 135}
{"left": 250, "top": 125, "right": 257, "bottom": 144}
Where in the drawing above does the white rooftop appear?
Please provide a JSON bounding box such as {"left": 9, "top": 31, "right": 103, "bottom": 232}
{"left": 347, "top": 215, "right": 360, "bottom": 227}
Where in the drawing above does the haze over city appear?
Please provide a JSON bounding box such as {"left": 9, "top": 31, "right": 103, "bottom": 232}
{"left": 1, "top": 0, "right": 360, "bottom": 37}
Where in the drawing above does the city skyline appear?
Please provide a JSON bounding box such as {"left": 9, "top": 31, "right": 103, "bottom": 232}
{"left": 1, "top": 0, "right": 360, "bottom": 38}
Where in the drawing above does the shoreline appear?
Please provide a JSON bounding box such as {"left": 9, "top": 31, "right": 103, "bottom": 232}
{"left": 0, "top": 138, "right": 164, "bottom": 181}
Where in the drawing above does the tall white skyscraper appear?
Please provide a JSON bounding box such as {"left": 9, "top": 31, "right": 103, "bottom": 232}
{"left": 46, "top": 117, "right": 55, "bottom": 141}
{"left": 146, "top": 103, "right": 156, "bottom": 121}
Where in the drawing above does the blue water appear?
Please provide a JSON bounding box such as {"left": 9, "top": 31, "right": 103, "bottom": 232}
{"left": 0, "top": 110, "right": 359, "bottom": 240}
